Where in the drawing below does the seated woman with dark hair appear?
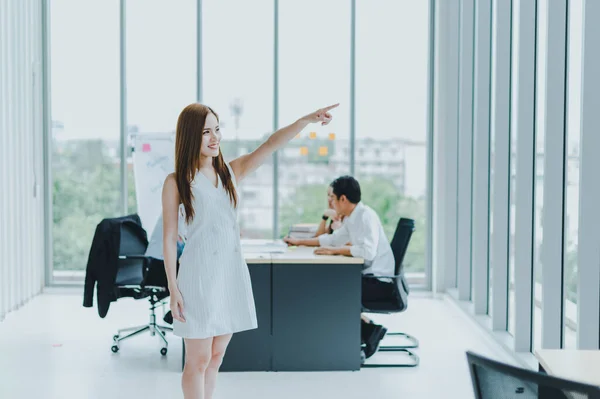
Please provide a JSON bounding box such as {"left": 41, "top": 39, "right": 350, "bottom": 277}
{"left": 314, "top": 185, "right": 345, "bottom": 237}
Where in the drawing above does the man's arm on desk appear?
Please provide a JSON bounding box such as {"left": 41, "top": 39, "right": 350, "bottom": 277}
{"left": 315, "top": 213, "right": 377, "bottom": 258}
{"left": 314, "top": 246, "right": 352, "bottom": 256}
{"left": 285, "top": 223, "right": 351, "bottom": 249}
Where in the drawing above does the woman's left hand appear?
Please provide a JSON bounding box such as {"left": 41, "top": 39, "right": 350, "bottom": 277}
{"left": 323, "top": 208, "right": 337, "bottom": 219}
{"left": 301, "top": 103, "right": 339, "bottom": 126}
{"left": 330, "top": 219, "right": 343, "bottom": 231}
{"left": 283, "top": 236, "right": 300, "bottom": 246}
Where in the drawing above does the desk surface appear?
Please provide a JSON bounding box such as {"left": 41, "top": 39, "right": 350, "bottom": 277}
{"left": 536, "top": 349, "right": 600, "bottom": 386}
{"left": 271, "top": 245, "right": 364, "bottom": 264}
{"left": 243, "top": 252, "right": 272, "bottom": 264}
{"left": 241, "top": 239, "right": 363, "bottom": 265}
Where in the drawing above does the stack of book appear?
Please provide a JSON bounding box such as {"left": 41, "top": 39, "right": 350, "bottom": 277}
{"left": 287, "top": 223, "right": 319, "bottom": 239}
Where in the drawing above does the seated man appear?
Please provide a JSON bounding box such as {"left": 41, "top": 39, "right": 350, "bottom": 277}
{"left": 284, "top": 175, "right": 394, "bottom": 360}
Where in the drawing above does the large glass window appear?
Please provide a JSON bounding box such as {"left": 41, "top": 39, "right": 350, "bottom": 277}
{"left": 50, "top": 1, "right": 120, "bottom": 273}
{"left": 203, "top": 0, "right": 274, "bottom": 238}
{"left": 563, "top": 0, "right": 583, "bottom": 349}
{"left": 356, "top": 1, "right": 430, "bottom": 282}
{"left": 47, "top": 1, "right": 432, "bottom": 288}
{"left": 126, "top": 0, "right": 197, "bottom": 220}
{"left": 532, "top": 0, "right": 548, "bottom": 353}
{"left": 508, "top": 0, "right": 519, "bottom": 337}
{"left": 278, "top": 0, "right": 350, "bottom": 237}
{"left": 489, "top": 137, "right": 494, "bottom": 317}
{"left": 488, "top": 0, "right": 499, "bottom": 318}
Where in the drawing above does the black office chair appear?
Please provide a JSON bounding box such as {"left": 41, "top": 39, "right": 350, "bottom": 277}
{"left": 361, "top": 217, "right": 419, "bottom": 368}
{"left": 467, "top": 351, "right": 600, "bottom": 399}
{"left": 111, "top": 222, "right": 173, "bottom": 356}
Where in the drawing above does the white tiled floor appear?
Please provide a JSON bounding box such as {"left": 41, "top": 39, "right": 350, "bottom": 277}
{"left": 0, "top": 291, "right": 514, "bottom": 399}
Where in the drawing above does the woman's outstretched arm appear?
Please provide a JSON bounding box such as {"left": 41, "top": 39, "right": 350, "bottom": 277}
{"left": 229, "top": 103, "right": 339, "bottom": 182}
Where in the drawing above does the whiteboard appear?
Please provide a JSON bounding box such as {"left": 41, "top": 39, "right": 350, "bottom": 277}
{"left": 132, "top": 133, "right": 175, "bottom": 237}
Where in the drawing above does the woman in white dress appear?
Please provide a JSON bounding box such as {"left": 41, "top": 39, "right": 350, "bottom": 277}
{"left": 162, "top": 102, "right": 338, "bottom": 399}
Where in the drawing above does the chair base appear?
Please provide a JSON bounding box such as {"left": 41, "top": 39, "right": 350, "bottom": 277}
{"left": 381, "top": 331, "right": 419, "bottom": 350}
{"left": 111, "top": 299, "right": 173, "bottom": 356}
{"left": 361, "top": 330, "right": 420, "bottom": 368}
{"left": 361, "top": 348, "right": 420, "bottom": 368}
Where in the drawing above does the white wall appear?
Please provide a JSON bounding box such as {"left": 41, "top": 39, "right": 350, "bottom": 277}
{"left": 0, "top": 0, "right": 45, "bottom": 321}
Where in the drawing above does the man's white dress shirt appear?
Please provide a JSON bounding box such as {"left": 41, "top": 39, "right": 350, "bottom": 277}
{"left": 318, "top": 202, "right": 395, "bottom": 281}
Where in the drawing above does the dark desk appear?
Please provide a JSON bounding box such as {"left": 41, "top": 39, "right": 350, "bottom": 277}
{"left": 270, "top": 261, "right": 362, "bottom": 371}
{"left": 220, "top": 257, "right": 272, "bottom": 371}
{"left": 182, "top": 245, "right": 364, "bottom": 372}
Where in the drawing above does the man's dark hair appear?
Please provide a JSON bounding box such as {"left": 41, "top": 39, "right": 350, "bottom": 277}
{"left": 330, "top": 175, "right": 361, "bottom": 204}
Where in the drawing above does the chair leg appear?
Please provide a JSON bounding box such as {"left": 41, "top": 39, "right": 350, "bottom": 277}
{"left": 381, "top": 332, "right": 419, "bottom": 350}
{"left": 157, "top": 325, "right": 173, "bottom": 333}
{"left": 117, "top": 324, "right": 149, "bottom": 336}
{"left": 115, "top": 326, "right": 150, "bottom": 343}
{"left": 111, "top": 299, "right": 173, "bottom": 354}
{"left": 182, "top": 339, "right": 186, "bottom": 371}
{"left": 153, "top": 325, "right": 169, "bottom": 347}
{"left": 361, "top": 348, "right": 420, "bottom": 368}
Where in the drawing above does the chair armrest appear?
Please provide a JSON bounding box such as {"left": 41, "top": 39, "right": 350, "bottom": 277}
{"left": 362, "top": 274, "right": 401, "bottom": 279}
{"left": 118, "top": 255, "right": 151, "bottom": 261}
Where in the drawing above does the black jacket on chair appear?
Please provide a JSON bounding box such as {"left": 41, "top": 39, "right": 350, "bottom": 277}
{"left": 83, "top": 214, "right": 148, "bottom": 318}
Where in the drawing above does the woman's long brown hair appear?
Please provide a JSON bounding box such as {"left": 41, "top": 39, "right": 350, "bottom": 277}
{"left": 175, "top": 103, "right": 238, "bottom": 224}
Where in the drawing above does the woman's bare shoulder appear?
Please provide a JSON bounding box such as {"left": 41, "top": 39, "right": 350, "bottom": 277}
{"left": 163, "top": 173, "right": 178, "bottom": 195}
{"left": 165, "top": 172, "right": 176, "bottom": 181}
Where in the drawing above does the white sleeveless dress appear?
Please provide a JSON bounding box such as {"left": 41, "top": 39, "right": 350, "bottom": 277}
{"left": 173, "top": 163, "right": 258, "bottom": 339}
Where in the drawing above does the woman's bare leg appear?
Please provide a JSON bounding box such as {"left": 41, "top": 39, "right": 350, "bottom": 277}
{"left": 205, "top": 334, "right": 233, "bottom": 399}
{"left": 182, "top": 337, "right": 213, "bottom": 399}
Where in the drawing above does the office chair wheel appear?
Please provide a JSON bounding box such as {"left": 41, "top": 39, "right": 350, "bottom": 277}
{"left": 160, "top": 347, "right": 168, "bottom": 356}
{"left": 113, "top": 335, "right": 119, "bottom": 341}
{"left": 111, "top": 345, "right": 119, "bottom": 353}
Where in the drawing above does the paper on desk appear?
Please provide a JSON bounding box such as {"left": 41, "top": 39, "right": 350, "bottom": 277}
{"left": 241, "top": 239, "right": 287, "bottom": 253}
